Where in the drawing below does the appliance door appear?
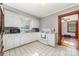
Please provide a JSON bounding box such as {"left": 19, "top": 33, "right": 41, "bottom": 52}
{"left": 40, "top": 33, "right": 48, "bottom": 45}
{"left": 4, "top": 27, "right": 20, "bottom": 34}
{"left": 48, "top": 34, "right": 56, "bottom": 46}
{"left": 10, "top": 29, "right": 20, "bottom": 33}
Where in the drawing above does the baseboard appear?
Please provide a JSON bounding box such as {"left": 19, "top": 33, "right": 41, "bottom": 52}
{"left": 37, "top": 40, "right": 56, "bottom": 48}
{"left": 62, "top": 35, "right": 76, "bottom": 38}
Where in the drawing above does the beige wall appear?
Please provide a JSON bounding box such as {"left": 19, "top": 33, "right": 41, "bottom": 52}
{"left": 40, "top": 5, "right": 79, "bottom": 33}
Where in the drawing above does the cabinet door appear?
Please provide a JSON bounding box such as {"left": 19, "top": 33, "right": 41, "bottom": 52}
{"left": 25, "top": 33, "right": 33, "bottom": 43}
{"left": 4, "top": 35, "right": 15, "bottom": 50}
{"left": 33, "top": 33, "right": 41, "bottom": 40}
{"left": 21, "top": 34, "right": 26, "bottom": 45}
{"left": 4, "top": 34, "right": 22, "bottom": 51}
{"left": 5, "top": 10, "right": 21, "bottom": 27}
{"left": 21, "top": 33, "right": 30, "bottom": 45}
{"left": 4, "top": 35, "right": 10, "bottom": 50}
{"left": 14, "top": 34, "right": 21, "bottom": 47}
{"left": 31, "top": 19, "right": 39, "bottom": 28}
{"left": 21, "top": 33, "right": 36, "bottom": 44}
{"left": 48, "top": 34, "right": 56, "bottom": 46}
{"left": 29, "top": 33, "right": 35, "bottom": 41}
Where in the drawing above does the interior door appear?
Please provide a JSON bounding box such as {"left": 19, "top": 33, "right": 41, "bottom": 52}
{"left": 0, "top": 4, "right": 4, "bottom": 55}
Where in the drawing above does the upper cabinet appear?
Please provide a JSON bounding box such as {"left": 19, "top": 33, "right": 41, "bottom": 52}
{"left": 5, "top": 10, "right": 22, "bottom": 27}
{"left": 30, "top": 19, "right": 39, "bottom": 28}
{"left": 20, "top": 16, "right": 31, "bottom": 30}
{"left": 5, "top": 9, "right": 39, "bottom": 30}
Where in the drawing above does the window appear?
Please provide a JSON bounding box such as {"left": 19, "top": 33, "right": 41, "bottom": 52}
{"left": 67, "top": 21, "right": 76, "bottom": 33}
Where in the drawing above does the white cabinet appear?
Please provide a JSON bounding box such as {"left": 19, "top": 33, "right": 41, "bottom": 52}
{"left": 30, "top": 19, "right": 39, "bottom": 28}
{"left": 48, "top": 34, "right": 56, "bottom": 46}
{"left": 28, "top": 33, "right": 35, "bottom": 42}
{"left": 39, "top": 33, "right": 56, "bottom": 46}
{"left": 3, "top": 32, "right": 56, "bottom": 51}
{"left": 31, "top": 33, "right": 41, "bottom": 40}
{"left": 21, "top": 33, "right": 32, "bottom": 44}
{"left": 3, "top": 34, "right": 21, "bottom": 51}
{"left": 3, "top": 33, "right": 39, "bottom": 51}
{"left": 3, "top": 34, "right": 15, "bottom": 51}
{"left": 21, "top": 33, "right": 26, "bottom": 45}
{"left": 5, "top": 10, "right": 21, "bottom": 27}
{"left": 27, "top": 33, "right": 34, "bottom": 42}
{"left": 14, "top": 34, "right": 21, "bottom": 47}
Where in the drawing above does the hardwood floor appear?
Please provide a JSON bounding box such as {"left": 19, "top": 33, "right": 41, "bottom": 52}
{"left": 62, "top": 37, "right": 77, "bottom": 48}
{"left": 3, "top": 41, "right": 79, "bottom": 56}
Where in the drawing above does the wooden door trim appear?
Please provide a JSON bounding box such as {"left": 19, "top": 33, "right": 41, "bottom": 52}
{"left": 58, "top": 10, "right": 79, "bottom": 50}
{"left": 0, "top": 3, "right": 4, "bottom": 16}
{"left": 77, "top": 13, "right": 79, "bottom": 50}
{"left": 0, "top": 3, "right": 4, "bottom": 55}
{"left": 58, "top": 16, "right": 62, "bottom": 45}
{"left": 59, "top": 10, "right": 79, "bottom": 17}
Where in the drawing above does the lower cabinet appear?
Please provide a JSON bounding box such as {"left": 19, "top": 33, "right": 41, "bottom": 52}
{"left": 31, "top": 33, "right": 41, "bottom": 40}
{"left": 3, "top": 33, "right": 56, "bottom": 51}
{"left": 48, "top": 34, "right": 56, "bottom": 46}
{"left": 14, "top": 34, "right": 21, "bottom": 47}
{"left": 3, "top": 33, "right": 40, "bottom": 51}
{"left": 3, "top": 35, "right": 15, "bottom": 51}
{"left": 21, "top": 33, "right": 36, "bottom": 45}
{"left": 21, "top": 34, "right": 27, "bottom": 45}
{"left": 39, "top": 33, "right": 56, "bottom": 46}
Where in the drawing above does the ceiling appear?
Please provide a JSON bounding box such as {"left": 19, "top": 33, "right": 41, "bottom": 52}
{"left": 4, "top": 3, "right": 79, "bottom": 18}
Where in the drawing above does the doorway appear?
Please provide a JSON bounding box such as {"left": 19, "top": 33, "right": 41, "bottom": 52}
{"left": 61, "top": 15, "right": 78, "bottom": 48}
{"left": 58, "top": 10, "right": 79, "bottom": 50}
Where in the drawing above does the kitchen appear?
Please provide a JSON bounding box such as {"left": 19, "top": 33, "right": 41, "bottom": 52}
{"left": 3, "top": 4, "right": 56, "bottom": 51}
{"left": 0, "top": 3, "right": 79, "bottom": 56}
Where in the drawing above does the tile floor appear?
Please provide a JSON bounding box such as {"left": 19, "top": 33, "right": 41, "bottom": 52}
{"left": 3, "top": 41, "right": 79, "bottom": 56}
